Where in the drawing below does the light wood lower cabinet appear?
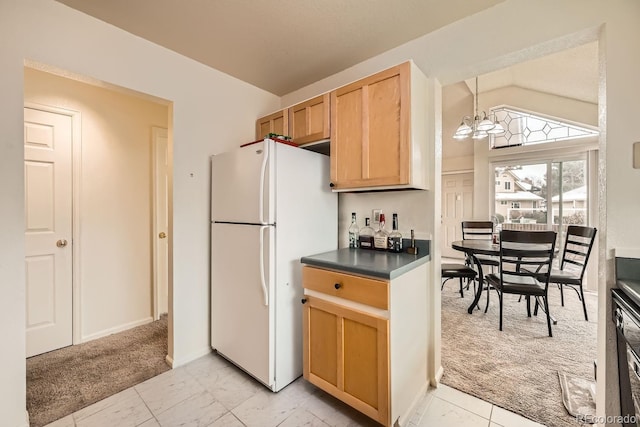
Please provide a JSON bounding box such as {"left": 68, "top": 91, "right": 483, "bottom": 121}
{"left": 302, "top": 264, "right": 429, "bottom": 427}
{"left": 303, "top": 295, "right": 390, "bottom": 424}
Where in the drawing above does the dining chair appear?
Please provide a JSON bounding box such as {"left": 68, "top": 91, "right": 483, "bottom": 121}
{"left": 441, "top": 263, "right": 477, "bottom": 298}
{"left": 462, "top": 221, "right": 499, "bottom": 268}
{"left": 485, "top": 230, "right": 557, "bottom": 337}
{"left": 462, "top": 221, "right": 499, "bottom": 307}
{"left": 548, "top": 225, "right": 597, "bottom": 321}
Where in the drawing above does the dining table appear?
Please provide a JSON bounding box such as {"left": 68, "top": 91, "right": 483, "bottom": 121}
{"left": 451, "top": 240, "right": 499, "bottom": 314}
{"left": 451, "top": 239, "right": 559, "bottom": 323}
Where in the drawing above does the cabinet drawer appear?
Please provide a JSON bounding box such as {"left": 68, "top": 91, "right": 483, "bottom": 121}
{"left": 303, "top": 266, "right": 389, "bottom": 310}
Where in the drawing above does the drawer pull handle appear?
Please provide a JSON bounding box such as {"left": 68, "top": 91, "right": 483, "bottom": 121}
{"left": 301, "top": 298, "right": 307, "bottom": 304}
{"left": 334, "top": 283, "right": 342, "bottom": 290}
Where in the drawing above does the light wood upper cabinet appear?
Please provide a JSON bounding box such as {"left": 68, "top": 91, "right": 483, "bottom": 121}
{"left": 330, "top": 61, "right": 428, "bottom": 191}
{"left": 256, "top": 109, "right": 288, "bottom": 140}
{"left": 289, "top": 94, "right": 330, "bottom": 145}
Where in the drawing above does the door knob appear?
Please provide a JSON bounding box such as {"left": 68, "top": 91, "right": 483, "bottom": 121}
{"left": 159, "top": 232, "right": 167, "bottom": 239}
{"left": 56, "top": 239, "right": 68, "bottom": 248}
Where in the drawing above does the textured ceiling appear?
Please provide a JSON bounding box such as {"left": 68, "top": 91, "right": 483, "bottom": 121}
{"left": 55, "top": 0, "right": 506, "bottom": 96}
{"left": 54, "top": 0, "right": 597, "bottom": 103}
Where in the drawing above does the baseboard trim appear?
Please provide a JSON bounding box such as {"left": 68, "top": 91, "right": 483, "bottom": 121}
{"left": 431, "top": 365, "right": 444, "bottom": 387}
{"left": 398, "top": 382, "right": 430, "bottom": 426}
{"left": 80, "top": 316, "right": 154, "bottom": 343}
{"left": 165, "top": 354, "right": 174, "bottom": 368}
{"left": 169, "top": 346, "right": 212, "bottom": 368}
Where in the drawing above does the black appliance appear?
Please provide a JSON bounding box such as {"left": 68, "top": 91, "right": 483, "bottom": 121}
{"left": 612, "top": 256, "right": 640, "bottom": 427}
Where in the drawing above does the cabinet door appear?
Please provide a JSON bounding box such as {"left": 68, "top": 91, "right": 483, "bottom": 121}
{"left": 256, "top": 109, "right": 289, "bottom": 139}
{"left": 303, "top": 296, "right": 389, "bottom": 425}
{"left": 289, "top": 94, "right": 330, "bottom": 145}
{"left": 330, "top": 62, "right": 410, "bottom": 190}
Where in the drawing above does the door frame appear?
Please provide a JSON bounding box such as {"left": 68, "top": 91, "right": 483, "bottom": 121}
{"left": 24, "top": 102, "right": 83, "bottom": 346}
{"left": 152, "top": 126, "right": 168, "bottom": 320}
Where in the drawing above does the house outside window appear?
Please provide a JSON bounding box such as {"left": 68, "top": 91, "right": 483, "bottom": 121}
{"left": 511, "top": 202, "right": 521, "bottom": 209}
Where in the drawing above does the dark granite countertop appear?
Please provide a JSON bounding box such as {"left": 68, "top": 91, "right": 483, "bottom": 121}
{"left": 301, "top": 239, "right": 430, "bottom": 280}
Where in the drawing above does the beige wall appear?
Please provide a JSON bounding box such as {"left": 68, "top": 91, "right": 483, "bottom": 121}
{"left": 1, "top": 2, "right": 280, "bottom": 424}
{"left": 2, "top": 0, "right": 640, "bottom": 425}
{"left": 442, "top": 82, "right": 474, "bottom": 172}
{"left": 281, "top": 0, "right": 640, "bottom": 420}
{"left": 24, "top": 68, "right": 167, "bottom": 340}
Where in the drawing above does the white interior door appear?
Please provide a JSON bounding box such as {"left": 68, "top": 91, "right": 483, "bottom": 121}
{"left": 153, "top": 127, "right": 169, "bottom": 318}
{"left": 441, "top": 172, "right": 473, "bottom": 259}
{"left": 24, "top": 107, "right": 73, "bottom": 357}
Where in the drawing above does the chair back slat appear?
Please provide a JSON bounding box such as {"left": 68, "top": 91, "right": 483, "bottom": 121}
{"left": 462, "top": 221, "right": 494, "bottom": 240}
{"left": 566, "top": 240, "right": 591, "bottom": 248}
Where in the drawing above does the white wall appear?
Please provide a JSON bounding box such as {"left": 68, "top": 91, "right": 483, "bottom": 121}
{"left": 338, "top": 191, "right": 431, "bottom": 248}
{"left": 442, "top": 82, "right": 474, "bottom": 172}
{"left": 0, "top": 1, "right": 280, "bottom": 425}
{"left": 283, "top": 0, "right": 640, "bottom": 420}
{"left": 24, "top": 67, "right": 167, "bottom": 340}
{"left": 2, "top": 1, "right": 640, "bottom": 425}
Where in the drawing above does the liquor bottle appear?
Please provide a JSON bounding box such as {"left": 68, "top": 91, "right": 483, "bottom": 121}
{"left": 348, "top": 212, "right": 359, "bottom": 248}
{"left": 373, "top": 213, "right": 389, "bottom": 250}
{"left": 388, "top": 213, "right": 403, "bottom": 253}
{"left": 358, "top": 218, "right": 375, "bottom": 249}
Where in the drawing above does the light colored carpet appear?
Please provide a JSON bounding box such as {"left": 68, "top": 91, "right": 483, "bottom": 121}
{"left": 26, "top": 314, "right": 169, "bottom": 427}
{"left": 441, "top": 284, "right": 597, "bottom": 427}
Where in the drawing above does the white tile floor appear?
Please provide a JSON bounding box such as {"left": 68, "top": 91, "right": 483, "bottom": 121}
{"left": 43, "top": 352, "right": 545, "bottom": 427}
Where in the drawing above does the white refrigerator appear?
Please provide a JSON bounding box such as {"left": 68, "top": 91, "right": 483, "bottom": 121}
{"left": 210, "top": 138, "right": 337, "bottom": 391}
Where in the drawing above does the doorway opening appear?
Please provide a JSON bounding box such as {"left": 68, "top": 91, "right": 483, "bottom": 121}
{"left": 439, "top": 40, "right": 600, "bottom": 426}
{"left": 24, "top": 64, "right": 173, "bottom": 426}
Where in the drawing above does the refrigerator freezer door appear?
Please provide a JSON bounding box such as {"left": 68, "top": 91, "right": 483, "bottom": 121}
{"left": 211, "top": 222, "right": 275, "bottom": 388}
{"left": 211, "top": 140, "right": 274, "bottom": 224}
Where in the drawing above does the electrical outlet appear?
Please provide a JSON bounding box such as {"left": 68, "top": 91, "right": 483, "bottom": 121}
{"left": 372, "top": 209, "right": 382, "bottom": 225}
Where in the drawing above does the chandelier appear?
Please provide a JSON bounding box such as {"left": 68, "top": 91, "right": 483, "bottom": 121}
{"left": 453, "top": 76, "right": 505, "bottom": 140}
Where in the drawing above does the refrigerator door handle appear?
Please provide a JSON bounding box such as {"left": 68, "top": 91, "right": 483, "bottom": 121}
{"left": 259, "top": 225, "right": 269, "bottom": 306}
{"left": 258, "top": 140, "right": 269, "bottom": 225}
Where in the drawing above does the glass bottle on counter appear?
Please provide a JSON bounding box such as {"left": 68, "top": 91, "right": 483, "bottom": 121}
{"left": 388, "top": 213, "right": 403, "bottom": 253}
{"left": 359, "top": 217, "right": 375, "bottom": 249}
{"left": 373, "top": 213, "right": 389, "bottom": 251}
{"left": 348, "top": 212, "right": 359, "bottom": 248}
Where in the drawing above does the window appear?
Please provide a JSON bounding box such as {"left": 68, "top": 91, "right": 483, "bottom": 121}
{"left": 492, "top": 159, "right": 589, "bottom": 248}
{"left": 504, "top": 182, "right": 511, "bottom": 190}
{"left": 496, "top": 180, "right": 501, "bottom": 185}
{"left": 490, "top": 106, "right": 599, "bottom": 149}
